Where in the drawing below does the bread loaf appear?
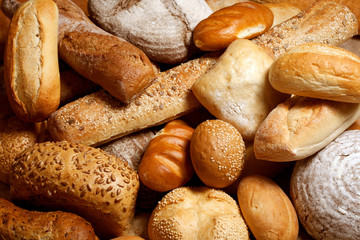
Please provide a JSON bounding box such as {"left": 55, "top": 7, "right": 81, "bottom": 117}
{"left": 4, "top": 0, "right": 60, "bottom": 122}
{"left": 192, "top": 39, "right": 289, "bottom": 140}
{"left": 190, "top": 119, "right": 245, "bottom": 188}
{"left": 237, "top": 175, "right": 298, "bottom": 240}
{"left": 252, "top": 0, "right": 360, "bottom": 32}
{"left": 1, "top": 0, "right": 156, "bottom": 103}
{"left": 0, "top": 198, "right": 99, "bottom": 240}
{"left": 204, "top": 0, "right": 249, "bottom": 11}
{"left": 290, "top": 130, "right": 360, "bottom": 239}
{"left": 148, "top": 187, "right": 250, "bottom": 240}
{"left": 10, "top": 141, "right": 140, "bottom": 239}
{"left": 48, "top": 55, "right": 218, "bottom": 146}
{"left": 254, "top": 96, "right": 360, "bottom": 161}
{"left": 88, "top": 0, "right": 212, "bottom": 64}
{"left": 193, "top": 2, "right": 274, "bottom": 51}
{"left": 138, "top": 120, "right": 194, "bottom": 192}
{"left": 269, "top": 42, "right": 360, "bottom": 103}
{"left": 252, "top": 0, "right": 358, "bottom": 59}
{"left": 101, "top": 129, "right": 157, "bottom": 171}
{"left": 263, "top": 2, "right": 301, "bottom": 28}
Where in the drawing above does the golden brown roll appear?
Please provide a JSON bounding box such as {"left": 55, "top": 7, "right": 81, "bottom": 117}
{"left": 269, "top": 42, "right": 360, "bottom": 103}
{"left": 0, "top": 198, "right": 99, "bottom": 239}
{"left": 10, "top": 141, "right": 140, "bottom": 239}
{"left": 238, "top": 175, "right": 298, "bottom": 240}
{"left": 193, "top": 2, "right": 274, "bottom": 51}
{"left": 190, "top": 119, "right": 245, "bottom": 188}
{"left": 148, "top": 186, "right": 249, "bottom": 240}
{"left": 4, "top": 0, "right": 60, "bottom": 122}
{"left": 138, "top": 120, "right": 194, "bottom": 192}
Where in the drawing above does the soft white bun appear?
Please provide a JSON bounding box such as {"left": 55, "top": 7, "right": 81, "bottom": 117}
{"left": 192, "top": 39, "right": 289, "bottom": 140}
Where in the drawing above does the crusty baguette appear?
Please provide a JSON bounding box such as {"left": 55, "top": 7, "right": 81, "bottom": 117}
{"left": 252, "top": 0, "right": 358, "bottom": 59}
{"left": 1, "top": 0, "right": 156, "bottom": 103}
{"left": 0, "top": 198, "right": 99, "bottom": 240}
{"left": 47, "top": 55, "right": 218, "bottom": 146}
{"left": 4, "top": 0, "right": 60, "bottom": 122}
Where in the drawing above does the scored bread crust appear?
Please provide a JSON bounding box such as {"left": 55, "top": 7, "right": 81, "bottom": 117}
{"left": 47, "top": 55, "right": 218, "bottom": 146}
{"left": 4, "top": 0, "right": 60, "bottom": 122}
{"left": 254, "top": 96, "right": 360, "bottom": 161}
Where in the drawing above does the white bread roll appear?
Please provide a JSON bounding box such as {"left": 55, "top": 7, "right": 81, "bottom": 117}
{"left": 192, "top": 39, "right": 289, "bottom": 140}
{"left": 269, "top": 43, "right": 360, "bottom": 103}
{"left": 263, "top": 2, "right": 301, "bottom": 28}
{"left": 4, "top": 0, "right": 60, "bottom": 122}
{"left": 254, "top": 96, "right": 360, "bottom": 161}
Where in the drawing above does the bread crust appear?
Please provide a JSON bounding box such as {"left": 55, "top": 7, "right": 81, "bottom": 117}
{"left": 252, "top": 0, "right": 358, "bottom": 59}
{"left": 269, "top": 42, "right": 360, "bottom": 103}
{"left": 0, "top": 198, "right": 99, "bottom": 239}
{"left": 237, "top": 175, "right": 298, "bottom": 240}
{"left": 254, "top": 96, "right": 360, "bottom": 161}
{"left": 193, "top": 2, "right": 274, "bottom": 51}
{"left": 10, "top": 141, "right": 140, "bottom": 239}
{"left": 4, "top": 0, "right": 60, "bottom": 122}
{"left": 47, "top": 55, "right": 218, "bottom": 146}
{"left": 138, "top": 120, "right": 194, "bottom": 192}
{"left": 2, "top": 0, "right": 156, "bottom": 103}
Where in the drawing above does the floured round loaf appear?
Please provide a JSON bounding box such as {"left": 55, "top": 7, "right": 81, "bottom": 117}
{"left": 148, "top": 186, "right": 249, "bottom": 240}
{"left": 290, "top": 130, "right": 360, "bottom": 240}
{"left": 10, "top": 141, "right": 140, "bottom": 239}
{"left": 88, "top": 0, "right": 212, "bottom": 64}
{"left": 269, "top": 43, "right": 360, "bottom": 103}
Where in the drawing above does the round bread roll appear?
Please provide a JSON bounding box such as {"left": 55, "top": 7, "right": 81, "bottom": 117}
{"left": 111, "top": 236, "right": 145, "bottom": 240}
{"left": 262, "top": 2, "right": 301, "bottom": 28}
{"left": 269, "top": 42, "right": 360, "bottom": 103}
{"left": 290, "top": 130, "right": 360, "bottom": 240}
{"left": 10, "top": 141, "right": 140, "bottom": 239}
{"left": 190, "top": 119, "right": 245, "bottom": 188}
{"left": 237, "top": 175, "right": 299, "bottom": 240}
{"left": 148, "top": 186, "right": 249, "bottom": 240}
{"left": 193, "top": 2, "right": 274, "bottom": 51}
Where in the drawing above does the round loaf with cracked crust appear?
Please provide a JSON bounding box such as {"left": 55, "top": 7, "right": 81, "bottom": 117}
{"left": 290, "top": 130, "right": 360, "bottom": 240}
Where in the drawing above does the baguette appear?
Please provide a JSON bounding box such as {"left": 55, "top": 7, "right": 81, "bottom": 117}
{"left": 0, "top": 198, "right": 99, "bottom": 240}
{"left": 252, "top": 0, "right": 358, "bottom": 59}
{"left": 4, "top": 0, "right": 60, "bottom": 122}
{"left": 47, "top": 55, "right": 218, "bottom": 146}
{"left": 1, "top": 0, "right": 156, "bottom": 103}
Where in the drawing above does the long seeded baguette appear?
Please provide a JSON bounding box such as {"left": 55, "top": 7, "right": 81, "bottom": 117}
{"left": 0, "top": 198, "right": 99, "bottom": 240}
{"left": 48, "top": 55, "right": 218, "bottom": 146}
{"left": 47, "top": 0, "right": 357, "bottom": 147}
{"left": 1, "top": 0, "right": 155, "bottom": 103}
{"left": 251, "top": 0, "right": 358, "bottom": 59}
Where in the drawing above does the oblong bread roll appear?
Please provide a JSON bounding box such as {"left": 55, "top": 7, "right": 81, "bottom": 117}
{"left": 269, "top": 43, "right": 360, "bottom": 103}
{"left": 254, "top": 96, "right": 360, "bottom": 161}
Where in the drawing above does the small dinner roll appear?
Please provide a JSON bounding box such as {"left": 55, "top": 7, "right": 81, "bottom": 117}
{"left": 269, "top": 42, "right": 360, "bottom": 103}
{"left": 148, "top": 186, "right": 249, "bottom": 240}
{"left": 190, "top": 119, "right": 245, "bottom": 188}
{"left": 238, "top": 175, "right": 299, "bottom": 240}
{"left": 193, "top": 2, "right": 273, "bottom": 51}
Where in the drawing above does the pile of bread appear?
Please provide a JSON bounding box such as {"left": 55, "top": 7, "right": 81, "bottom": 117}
{"left": 0, "top": 0, "right": 360, "bottom": 239}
